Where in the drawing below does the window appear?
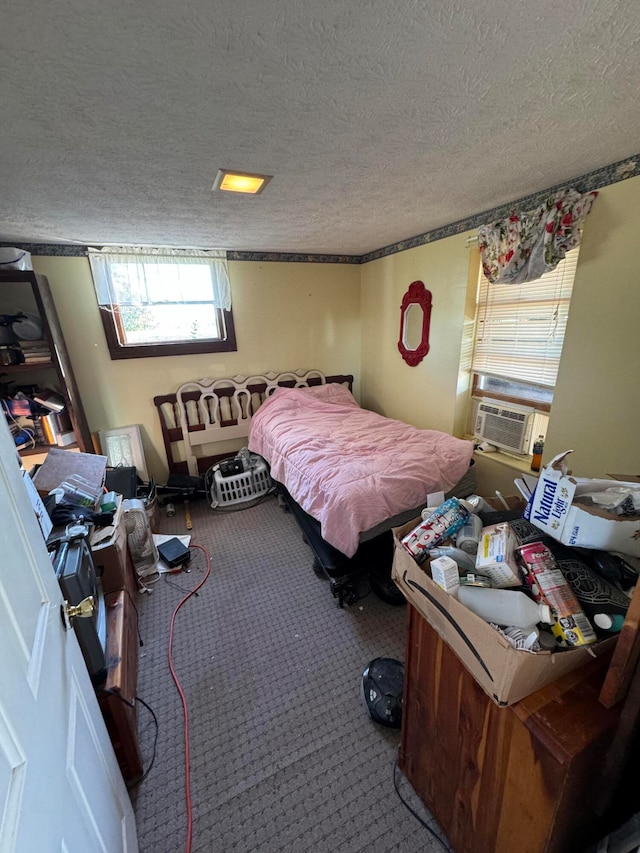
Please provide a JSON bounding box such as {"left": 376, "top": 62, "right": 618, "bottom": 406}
{"left": 88, "top": 247, "right": 237, "bottom": 359}
{"left": 470, "top": 247, "right": 579, "bottom": 412}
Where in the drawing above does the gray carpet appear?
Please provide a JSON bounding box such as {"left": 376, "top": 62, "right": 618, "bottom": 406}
{"left": 131, "top": 494, "right": 450, "bottom": 853}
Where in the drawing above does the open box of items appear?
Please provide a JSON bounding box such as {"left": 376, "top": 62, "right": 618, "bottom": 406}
{"left": 392, "top": 454, "right": 640, "bottom": 706}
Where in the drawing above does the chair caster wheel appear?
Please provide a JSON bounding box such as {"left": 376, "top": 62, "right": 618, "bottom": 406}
{"left": 330, "top": 580, "right": 357, "bottom": 607}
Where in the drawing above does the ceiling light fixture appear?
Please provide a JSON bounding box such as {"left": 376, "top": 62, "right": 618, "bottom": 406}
{"left": 212, "top": 169, "right": 273, "bottom": 195}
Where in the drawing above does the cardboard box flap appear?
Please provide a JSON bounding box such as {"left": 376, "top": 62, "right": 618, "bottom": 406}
{"left": 547, "top": 449, "right": 576, "bottom": 476}
{"left": 90, "top": 496, "right": 123, "bottom": 549}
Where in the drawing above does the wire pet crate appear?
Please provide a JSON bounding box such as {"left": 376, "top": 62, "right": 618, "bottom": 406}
{"left": 211, "top": 458, "right": 272, "bottom": 507}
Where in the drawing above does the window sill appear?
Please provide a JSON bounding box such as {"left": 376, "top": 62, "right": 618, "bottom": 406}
{"left": 472, "top": 447, "right": 535, "bottom": 475}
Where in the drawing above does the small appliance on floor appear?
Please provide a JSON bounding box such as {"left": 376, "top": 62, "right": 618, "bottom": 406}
{"left": 361, "top": 657, "right": 404, "bottom": 728}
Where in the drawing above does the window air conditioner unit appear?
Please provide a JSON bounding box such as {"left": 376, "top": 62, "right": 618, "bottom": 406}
{"left": 474, "top": 400, "right": 535, "bottom": 455}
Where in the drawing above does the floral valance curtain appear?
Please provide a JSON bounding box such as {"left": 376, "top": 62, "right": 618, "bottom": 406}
{"left": 88, "top": 246, "right": 231, "bottom": 311}
{"left": 477, "top": 189, "right": 597, "bottom": 285}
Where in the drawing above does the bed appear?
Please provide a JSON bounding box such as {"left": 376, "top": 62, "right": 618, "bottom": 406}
{"left": 248, "top": 382, "right": 475, "bottom": 556}
{"left": 153, "top": 370, "right": 354, "bottom": 477}
{"left": 153, "top": 369, "right": 476, "bottom": 605}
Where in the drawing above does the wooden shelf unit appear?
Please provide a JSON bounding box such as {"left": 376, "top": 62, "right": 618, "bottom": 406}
{"left": 0, "top": 270, "right": 92, "bottom": 454}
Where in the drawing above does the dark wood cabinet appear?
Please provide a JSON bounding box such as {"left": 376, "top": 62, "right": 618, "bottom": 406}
{"left": 92, "top": 512, "right": 143, "bottom": 783}
{"left": 0, "top": 269, "right": 93, "bottom": 454}
{"left": 399, "top": 605, "right": 625, "bottom": 853}
{"left": 99, "top": 584, "right": 143, "bottom": 783}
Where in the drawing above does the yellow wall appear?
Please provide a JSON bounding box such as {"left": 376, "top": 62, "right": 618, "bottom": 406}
{"left": 30, "top": 173, "right": 640, "bottom": 486}
{"left": 359, "top": 175, "right": 640, "bottom": 481}
{"left": 547, "top": 176, "right": 640, "bottom": 478}
{"left": 359, "top": 232, "right": 474, "bottom": 434}
{"left": 31, "top": 256, "right": 361, "bottom": 481}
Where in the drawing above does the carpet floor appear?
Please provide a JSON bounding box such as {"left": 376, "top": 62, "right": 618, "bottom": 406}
{"left": 131, "top": 494, "right": 451, "bottom": 853}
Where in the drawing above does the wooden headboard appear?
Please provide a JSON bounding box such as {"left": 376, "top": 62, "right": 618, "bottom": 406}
{"left": 153, "top": 369, "right": 354, "bottom": 477}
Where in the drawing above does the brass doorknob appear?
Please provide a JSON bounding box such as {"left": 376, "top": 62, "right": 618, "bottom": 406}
{"left": 64, "top": 596, "right": 95, "bottom": 620}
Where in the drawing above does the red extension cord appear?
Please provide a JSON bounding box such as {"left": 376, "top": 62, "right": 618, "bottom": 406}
{"left": 167, "top": 543, "right": 212, "bottom": 853}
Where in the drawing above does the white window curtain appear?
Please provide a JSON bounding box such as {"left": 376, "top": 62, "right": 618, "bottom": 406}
{"left": 88, "top": 246, "right": 231, "bottom": 311}
{"left": 477, "top": 189, "right": 596, "bottom": 285}
{"left": 471, "top": 248, "right": 579, "bottom": 388}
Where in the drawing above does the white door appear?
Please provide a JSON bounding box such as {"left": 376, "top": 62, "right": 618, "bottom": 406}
{"left": 0, "top": 418, "right": 138, "bottom": 852}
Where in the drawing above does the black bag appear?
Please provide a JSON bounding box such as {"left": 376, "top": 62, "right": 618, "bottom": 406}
{"left": 360, "top": 657, "right": 404, "bottom": 728}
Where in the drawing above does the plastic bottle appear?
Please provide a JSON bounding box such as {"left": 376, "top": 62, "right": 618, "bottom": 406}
{"left": 594, "top": 613, "right": 626, "bottom": 633}
{"left": 454, "top": 513, "right": 483, "bottom": 554}
{"left": 531, "top": 435, "right": 545, "bottom": 472}
{"left": 464, "top": 494, "right": 494, "bottom": 514}
{"left": 428, "top": 546, "right": 477, "bottom": 573}
{"left": 458, "top": 585, "right": 553, "bottom": 630}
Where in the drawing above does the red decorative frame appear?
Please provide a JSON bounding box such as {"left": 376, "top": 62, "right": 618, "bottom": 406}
{"left": 398, "top": 280, "right": 432, "bottom": 366}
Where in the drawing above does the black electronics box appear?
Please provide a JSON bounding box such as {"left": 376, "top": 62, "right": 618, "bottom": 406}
{"left": 105, "top": 466, "right": 138, "bottom": 499}
{"left": 158, "top": 537, "right": 191, "bottom": 569}
{"left": 219, "top": 458, "right": 244, "bottom": 478}
{"left": 51, "top": 537, "right": 107, "bottom": 685}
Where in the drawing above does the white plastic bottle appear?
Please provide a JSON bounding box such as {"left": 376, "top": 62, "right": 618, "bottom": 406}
{"left": 458, "top": 586, "right": 553, "bottom": 630}
{"left": 428, "top": 546, "right": 476, "bottom": 573}
{"left": 454, "top": 514, "right": 483, "bottom": 554}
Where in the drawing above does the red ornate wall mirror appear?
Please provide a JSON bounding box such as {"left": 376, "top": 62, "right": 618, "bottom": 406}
{"left": 398, "top": 280, "right": 432, "bottom": 366}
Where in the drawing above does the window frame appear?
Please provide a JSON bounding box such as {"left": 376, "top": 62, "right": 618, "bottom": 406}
{"left": 98, "top": 303, "right": 237, "bottom": 360}
{"left": 90, "top": 248, "right": 238, "bottom": 360}
{"left": 470, "top": 375, "right": 552, "bottom": 413}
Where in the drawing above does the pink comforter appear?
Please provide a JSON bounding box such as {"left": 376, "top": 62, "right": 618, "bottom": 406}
{"left": 248, "top": 383, "right": 474, "bottom": 557}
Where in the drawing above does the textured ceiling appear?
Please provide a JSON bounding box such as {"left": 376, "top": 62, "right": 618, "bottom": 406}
{"left": 1, "top": 0, "right": 640, "bottom": 256}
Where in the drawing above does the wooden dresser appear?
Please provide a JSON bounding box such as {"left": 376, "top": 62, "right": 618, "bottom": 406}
{"left": 399, "top": 605, "right": 625, "bottom": 853}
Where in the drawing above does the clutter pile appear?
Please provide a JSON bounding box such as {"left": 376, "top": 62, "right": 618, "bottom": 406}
{"left": 393, "top": 451, "right": 640, "bottom": 706}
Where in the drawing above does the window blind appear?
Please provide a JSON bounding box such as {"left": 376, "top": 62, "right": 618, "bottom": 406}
{"left": 471, "top": 247, "right": 579, "bottom": 388}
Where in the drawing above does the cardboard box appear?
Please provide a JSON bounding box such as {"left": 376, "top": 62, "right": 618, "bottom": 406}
{"left": 22, "top": 467, "right": 53, "bottom": 541}
{"left": 524, "top": 451, "right": 640, "bottom": 557}
{"left": 90, "top": 496, "right": 130, "bottom": 594}
{"left": 608, "top": 474, "right": 640, "bottom": 484}
{"left": 392, "top": 517, "right": 616, "bottom": 706}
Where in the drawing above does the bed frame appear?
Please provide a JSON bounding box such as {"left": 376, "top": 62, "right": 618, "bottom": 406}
{"left": 153, "top": 369, "right": 354, "bottom": 477}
